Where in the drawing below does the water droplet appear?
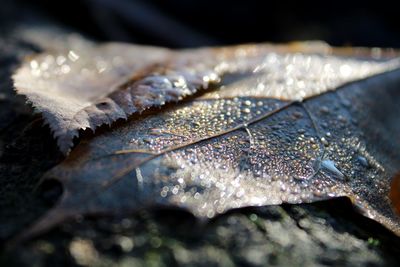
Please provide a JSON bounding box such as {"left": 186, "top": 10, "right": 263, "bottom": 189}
{"left": 143, "top": 137, "right": 154, "bottom": 144}
{"left": 244, "top": 100, "right": 252, "bottom": 106}
{"left": 249, "top": 214, "right": 258, "bottom": 221}
{"left": 340, "top": 64, "right": 352, "bottom": 76}
{"left": 292, "top": 111, "right": 303, "bottom": 119}
{"left": 191, "top": 121, "right": 200, "bottom": 128}
{"left": 271, "top": 125, "right": 281, "bottom": 130}
{"left": 321, "top": 159, "right": 345, "bottom": 180}
{"left": 56, "top": 55, "right": 66, "bottom": 65}
{"left": 341, "top": 98, "right": 351, "bottom": 108}
{"left": 337, "top": 115, "right": 347, "bottom": 123}
{"left": 320, "top": 106, "right": 329, "bottom": 114}
{"left": 68, "top": 50, "right": 80, "bottom": 62}
{"left": 320, "top": 137, "right": 329, "bottom": 146}
{"left": 30, "top": 60, "right": 39, "bottom": 69}
{"left": 150, "top": 128, "right": 163, "bottom": 135}
{"left": 207, "top": 210, "right": 215, "bottom": 218}
{"left": 214, "top": 144, "right": 224, "bottom": 150}
{"left": 357, "top": 156, "right": 369, "bottom": 168}
{"left": 61, "top": 65, "right": 70, "bottom": 74}
{"left": 172, "top": 186, "right": 179, "bottom": 195}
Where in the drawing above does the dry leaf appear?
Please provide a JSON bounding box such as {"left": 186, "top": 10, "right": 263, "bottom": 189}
{"left": 13, "top": 38, "right": 398, "bottom": 154}
{"left": 13, "top": 39, "right": 400, "bottom": 242}
{"left": 13, "top": 38, "right": 220, "bottom": 154}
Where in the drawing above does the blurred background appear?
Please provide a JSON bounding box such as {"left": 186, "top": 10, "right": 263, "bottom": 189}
{"left": 2, "top": 0, "right": 399, "bottom": 48}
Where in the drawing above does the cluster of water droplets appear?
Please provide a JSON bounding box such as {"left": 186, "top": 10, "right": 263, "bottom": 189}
{"left": 124, "top": 69, "right": 220, "bottom": 109}
{"left": 122, "top": 78, "right": 395, "bottom": 218}
{"left": 127, "top": 98, "right": 283, "bottom": 153}
{"left": 204, "top": 52, "right": 399, "bottom": 101}
{"left": 130, "top": 102, "right": 332, "bottom": 216}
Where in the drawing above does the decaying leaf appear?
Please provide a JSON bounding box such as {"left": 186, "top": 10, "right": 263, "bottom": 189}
{"left": 13, "top": 38, "right": 399, "bottom": 154}
{"left": 12, "top": 37, "right": 400, "bottom": 242}
{"left": 13, "top": 38, "right": 221, "bottom": 154}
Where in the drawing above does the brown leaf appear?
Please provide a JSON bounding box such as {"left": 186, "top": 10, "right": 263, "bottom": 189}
{"left": 13, "top": 39, "right": 400, "bottom": 242}
{"left": 13, "top": 39, "right": 221, "bottom": 154}
{"left": 13, "top": 38, "right": 398, "bottom": 154}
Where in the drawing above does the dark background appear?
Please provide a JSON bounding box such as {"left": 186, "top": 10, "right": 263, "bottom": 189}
{"left": 8, "top": 0, "right": 400, "bottom": 48}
